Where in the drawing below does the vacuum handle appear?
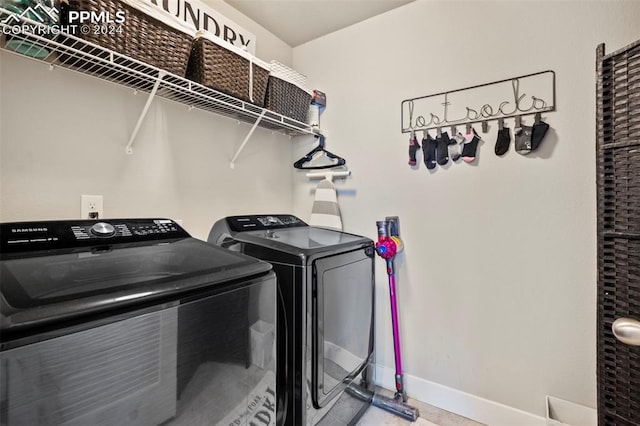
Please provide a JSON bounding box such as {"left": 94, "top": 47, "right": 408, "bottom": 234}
{"left": 376, "top": 220, "right": 389, "bottom": 238}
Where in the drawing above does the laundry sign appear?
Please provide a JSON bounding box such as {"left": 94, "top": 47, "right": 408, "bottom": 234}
{"left": 145, "top": 0, "right": 256, "bottom": 54}
{"left": 220, "top": 372, "right": 276, "bottom": 426}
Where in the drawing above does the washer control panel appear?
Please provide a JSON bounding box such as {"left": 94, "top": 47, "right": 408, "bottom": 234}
{"left": 1, "top": 219, "right": 188, "bottom": 254}
{"left": 70, "top": 220, "right": 181, "bottom": 240}
{"left": 226, "top": 215, "right": 307, "bottom": 232}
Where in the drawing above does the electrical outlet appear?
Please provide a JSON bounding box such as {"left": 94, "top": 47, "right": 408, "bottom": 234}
{"left": 81, "top": 195, "right": 104, "bottom": 220}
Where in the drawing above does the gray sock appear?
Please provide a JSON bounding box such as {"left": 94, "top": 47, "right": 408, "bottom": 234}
{"left": 515, "top": 126, "right": 533, "bottom": 155}
{"left": 449, "top": 132, "right": 465, "bottom": 161}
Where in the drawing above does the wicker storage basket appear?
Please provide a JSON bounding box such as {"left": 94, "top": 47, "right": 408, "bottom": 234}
{"left": 63, "top": 0, "right": 194, "bottom": 77}
{"left": 186, "top": 32, "right": 269, "bottom": 106}
{"left": 265, "top": 63, "right": 312, "bottom": 122}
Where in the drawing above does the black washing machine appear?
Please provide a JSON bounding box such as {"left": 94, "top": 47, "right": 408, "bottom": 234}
{"left": 1, "top": 218, "right": 277, "bottom": 426}
{"left": 209, "top": 214, "right": 375, "bottom": 426}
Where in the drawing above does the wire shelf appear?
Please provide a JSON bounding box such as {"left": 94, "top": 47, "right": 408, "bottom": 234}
{"left": 0, "top": 9, "right": 317, "bottom": 138}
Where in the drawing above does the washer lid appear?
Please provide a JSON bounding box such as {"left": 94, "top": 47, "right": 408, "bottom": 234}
{"left": 1, "top": 237, "right": 270, "bottom": 332}
{"left": 237, "top": 226, "right": 370, "bottom": 254}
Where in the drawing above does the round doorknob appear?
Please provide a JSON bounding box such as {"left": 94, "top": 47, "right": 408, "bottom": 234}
{"left": 612, "top": 317, "right": 640, "bottom": 346}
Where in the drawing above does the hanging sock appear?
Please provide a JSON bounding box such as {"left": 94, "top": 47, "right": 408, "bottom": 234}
{"left": 515, "top": 125, "right": 533, "bottom": 154}
{"left": 530, "top": 121, "right": 549, "bottom": 151}
{"left": 422, "top": 132, "right": 437, "bottom": 170}
{"left": 449, "top": 132, "right": 465, "bottom": 161}
{"left": 461, "top": 128, "right": 481, "bottom": 163}
{"left": 495, "top": 127, "right": 511, "bottom": 156}
{"left": 408, "top": 133, "right": 420, "bottom": 166}
{"left": 436, "top": 131, "right": 452, "bottom": 165}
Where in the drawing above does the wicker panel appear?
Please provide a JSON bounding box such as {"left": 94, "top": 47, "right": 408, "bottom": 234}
{"left": 63, "top": 0, "right": 193, "bottom": 77}
{"left": 598, "top": 238, "right": 640, "bottom": 425}
{"left": 185, "top": 38, "right": 269, "bottom": 107}
{"left": 597, "top": 39, "right": 640, "bottom": 426}
{"left": 599, "top": 145, "right": 640, "bottom": 233}
{"left": 265, "top": 76, "right": 312, "bottom": 123}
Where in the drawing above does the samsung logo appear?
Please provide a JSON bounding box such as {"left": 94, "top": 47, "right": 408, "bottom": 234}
{"left": 12, "top": 227, "right": 48, "bottom": 233}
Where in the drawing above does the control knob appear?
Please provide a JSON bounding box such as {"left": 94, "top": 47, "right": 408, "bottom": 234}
{"left": 91, "top": 222, "right": 116, "bottom": 237}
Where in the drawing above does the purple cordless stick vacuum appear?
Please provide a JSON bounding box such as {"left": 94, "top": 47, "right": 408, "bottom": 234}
{"left": 375, "top": 218, "right": 409, "bottom": 402}
{"left": 346, "top": 218, "right": 419, "bottom": 422}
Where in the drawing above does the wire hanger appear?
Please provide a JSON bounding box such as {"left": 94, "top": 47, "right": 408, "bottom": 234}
{"left": 293, "top": 135, "right": 346, "bottom": 170}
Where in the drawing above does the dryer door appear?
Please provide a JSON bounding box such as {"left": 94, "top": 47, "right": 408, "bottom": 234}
{"left": 311, "top": 246, "right": 374, "bottom": 408}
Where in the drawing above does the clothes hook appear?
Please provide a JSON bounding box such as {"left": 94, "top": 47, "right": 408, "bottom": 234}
{"left": 534, "top": 112, "right": 541, "bottom": 124}
{"left": 481, "top": 121, "right": 489, "bottom": 133}
{"left": 498, "top": 117, "right": 504, "bottom": 130}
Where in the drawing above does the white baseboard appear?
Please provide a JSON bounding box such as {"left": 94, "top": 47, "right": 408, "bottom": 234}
{"left": 375, "top": 365, "right": 548, "bottom": 426}
{"left": 546, "top": 395, "right": 596, "bottom": 426}
{"left": 324, "top": 341, "right": 362, "bottom": 372}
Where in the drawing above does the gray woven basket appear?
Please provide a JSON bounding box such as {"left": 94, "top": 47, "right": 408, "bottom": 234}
{"left": 265, "top": 75, "right": 312, "bottom": 122}
{"left": 186, "top": 37, "right": 269, "bottom": 106}
{"left": 64, "top": 0, "right": 193, "bottom": 77}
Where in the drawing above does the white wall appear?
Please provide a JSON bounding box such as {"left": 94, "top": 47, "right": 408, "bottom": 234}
{"left": 200, "top": 0, "right": 292, "bottom": 65}
{"left": 292, "top": 0, "right": 640, "bottom": 421}
{"left": 0, "top": 5, "right": 296, "bottom": 240}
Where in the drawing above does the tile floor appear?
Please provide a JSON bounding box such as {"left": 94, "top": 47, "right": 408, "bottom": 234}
{"left": 356, "top": 389, "right": 485, "bottom": 426}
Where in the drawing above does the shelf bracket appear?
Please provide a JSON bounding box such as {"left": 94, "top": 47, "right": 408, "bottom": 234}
{"left": 125, "top": 71, "right": 166, "bottom": 154}
{"left": 230, "top": 110, "right": 266, "bottom": 169}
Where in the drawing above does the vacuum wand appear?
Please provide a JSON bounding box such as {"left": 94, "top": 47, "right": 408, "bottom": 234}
{"left": 388, "top": 273, "right": 404, "bottom": 396}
